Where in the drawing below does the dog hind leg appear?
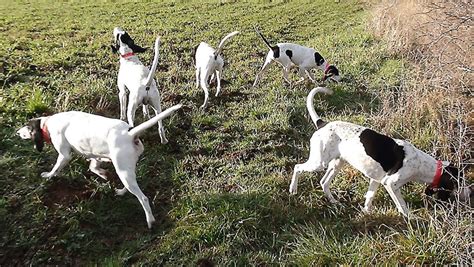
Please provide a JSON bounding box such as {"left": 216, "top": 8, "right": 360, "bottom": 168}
{"left": 215, "top": 69, "right": 222, "bottom": 97}
{"left": 200, "top": 70, "right": 210, "bottom": 108}
{"left": 111, "top": 153, "right": 155, "bottom": 228}
{"left": 253, "top": 53, "right": 273, "bottom": 87}
{"left": 89, "top": 159, "right": 108, "bottom": 180}
{"left": 319, "top": 158, "right": 344, "bottom": 204}
{"left": 150, "top": 95, "right": 168, "bottom": 144}
{"left": 118, "top": 82, "right": 127, "bottom": 121}
{"left": 289, "top": 160, "right": 323, "bottom": 195}
{"left": 127, "top": 94, "right": 140, "bottom": 127}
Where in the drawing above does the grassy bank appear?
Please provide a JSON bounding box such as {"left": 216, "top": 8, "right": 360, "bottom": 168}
{"left": 0, "top": 0, "right": 470, "bottom": 265}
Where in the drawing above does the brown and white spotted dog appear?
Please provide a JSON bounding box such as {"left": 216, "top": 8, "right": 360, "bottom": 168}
{"left": 252, "top": 28, "right": 340, "bottom": 87}
{"left": 290, "top": 87, "right": 472, "bottom": 216}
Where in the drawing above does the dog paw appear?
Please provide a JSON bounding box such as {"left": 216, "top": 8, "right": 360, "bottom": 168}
{"left": 115, "top": 187, "right": 128, "bottom": 196}
{"left": 362, "top": 206, "right": 371, "bottom": 214}
{"left": 289, "top": 186, "right": 297, "bottom": 195}
{"left": 161, "top": 139, "right": 168, "bottom": 145}
{"left": 147, "top": 216, "right": 156, "bottom": 229}
{"left": 41, "top": 172, "right": 52, "bottom": 178}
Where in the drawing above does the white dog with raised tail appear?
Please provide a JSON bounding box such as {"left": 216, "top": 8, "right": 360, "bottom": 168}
{"left": 17, "top": 104, "right": 182, "bottom": 229}
{"left": 111, "top": 27, "right": 168, "bottom": 144}
{"left": 194, "top": 31, "right": 239, "bottom": 108}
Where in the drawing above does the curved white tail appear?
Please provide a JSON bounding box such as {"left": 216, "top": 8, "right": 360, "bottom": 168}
{"left": 306, "top": 87, "right": 333, "bottom": 127}
{"left": 215, "top": 31, "right": 239, "bottom": 57}
{"left": 144, "top": 35, "right": 161, "bottom": 87}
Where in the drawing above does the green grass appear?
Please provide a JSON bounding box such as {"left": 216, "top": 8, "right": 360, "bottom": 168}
{"left": 0, "top": 0, "right": 468, "bottom": 265}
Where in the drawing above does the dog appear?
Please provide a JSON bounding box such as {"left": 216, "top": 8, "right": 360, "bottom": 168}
{"left": 17, "top": 104, "right": 182, "bottom": 228}
{"left": 253, "top": 28, "right": 340, "bottom": 87}
{"left": 111, "top": 27, "right": 168, "bottom": 144}
{"left": 194, "top": 31, "right": 239, "bottom": 108}
{"left": 289, "top": 87, "right": 472, "bottom": 216}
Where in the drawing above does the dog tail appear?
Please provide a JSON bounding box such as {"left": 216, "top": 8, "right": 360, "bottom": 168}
{"left": 254, "top": 27, "right": 273, "bottom": 50}
{"left": 214, "top": 31, "right": 239, "bottom": 57}
{"left": 128, "top": 104, "right": 182, "bottom": 137}
{"left": 307, "top": 87, "right": 333, "bottom": 129}
{"left": 144, "top": 35, "right": 161, "bottom": 87}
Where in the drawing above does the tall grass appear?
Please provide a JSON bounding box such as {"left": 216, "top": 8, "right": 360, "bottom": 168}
{"left": 370, "top": 0, "right": 473, "bottom": 264}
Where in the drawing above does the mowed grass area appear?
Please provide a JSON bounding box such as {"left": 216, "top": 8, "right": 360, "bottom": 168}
{"left": 0, "top": 0, "right": 457, "bottom": 265}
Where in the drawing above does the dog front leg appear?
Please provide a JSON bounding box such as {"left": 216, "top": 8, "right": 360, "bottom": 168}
{"left": 383, "top": 176, "right": 409, "bottom": 216}
{"left": 363, "top": 179, "right": 380, "bottom": 213}
{"left": 215, "top": 70, "right": 222, "bottom": 97}
{"left": 305, "top": 70, "right": 316, "bottom": 84}
{"left": 42, "top": 153, "right": 71, "bottom": 178}
{"left": 282, "top": 67, "right": 291, "bottom": 85}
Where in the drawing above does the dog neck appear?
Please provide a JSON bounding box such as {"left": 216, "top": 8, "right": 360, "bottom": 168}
{"left": 431, "top": 160, "right": 443, "bottom": 188}
{"left": 121, "top": 52, "right": 135, "bottom": 59}
{"left": 323, "top": 62, "right": 331, "bottom": 74}
{"left": 40, "top": 117, "right": 51, "bottom": 144}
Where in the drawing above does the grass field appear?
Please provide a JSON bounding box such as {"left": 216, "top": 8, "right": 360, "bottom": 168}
{"left": 0, "top": 0, "right": 470, "bottom": 265}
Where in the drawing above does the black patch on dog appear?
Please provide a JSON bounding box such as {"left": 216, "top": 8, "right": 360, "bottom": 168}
{"left": 272, "top": 45, "right": 280, "bottom": 58}
{"left": 285, "top": 49, "right": 293, "bottom": 59}
{"left": 29, "top": 119, "right": 44, "bottom": 152}
{"left": 323, "top": 65, "right": 340, "bottom": 81}
{"left": 316, "top": 119, "right": 327, "bottom": 130}
{"left": 359, "top": 129, "right": 405, "bottom": 175}
{"left": 120, "top": 32, "right": 147, "bottom": 53}
{"left": 314, "top": 52, "right": 325, "bottom": 66}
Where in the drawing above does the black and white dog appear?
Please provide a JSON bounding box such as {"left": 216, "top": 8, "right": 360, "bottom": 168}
{"left": 111, "top": 27, "right": 168, "bottom": 144}
{"left": 290, "top": 87, "right": 472, "bottom": 216}
{"left": 17, "top": 104, "right": 182, "bottom": 228}
{"left": 194, "top": 31, "right": 239, "bottom": 108}
{"left": 253, "top": 28, "right": 340, "bottom": 87}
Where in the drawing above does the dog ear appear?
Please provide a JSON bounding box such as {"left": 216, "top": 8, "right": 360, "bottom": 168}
{"left": 119, "top": 33, "right": 147, "bottom": 53}
{"left": 110, "top": 44, "right": 118, "bottom": 53}
{"left": 29, "top": 119, "right": 44, "bottom": 152}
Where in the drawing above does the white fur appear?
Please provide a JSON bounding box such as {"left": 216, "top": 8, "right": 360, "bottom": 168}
{"left": 194, "top": 31, "right": 239, "bottom": 108}
{"left": 290, "top": 87, "right": 459, "bottom": 216}
{"left": 17, "top": 104, "right": 182, "bottom": 228}
{"left": 113, "top": 27, "right": 168, "bottom": 144}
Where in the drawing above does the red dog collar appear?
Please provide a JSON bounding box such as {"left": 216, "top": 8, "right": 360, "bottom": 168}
{"left": 324, "top": 62, "right": 331, "bottom": 74}
{"left": 41, "top": 119, "right": 51, "bottom": 144}
{"left": 121, "top": 52, "right": 135, "bottom": 59}
{"left": 322, "top": 62, "right": 331, "bottom": 80}
{"left": 431, "top": 160, "right": 443, "bottom": 188}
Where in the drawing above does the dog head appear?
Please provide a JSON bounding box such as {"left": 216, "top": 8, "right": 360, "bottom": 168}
{"left": 17, "top": 118, "right": 44, "bottom": 152}
{"left": 323, "top": 65, "right": 341, "bottom": 83}
{"left": 111, "top": 27, "right": 147, "bottom": 55}
{"left": 424, "top": 163, "right": 473, "bottom": 202}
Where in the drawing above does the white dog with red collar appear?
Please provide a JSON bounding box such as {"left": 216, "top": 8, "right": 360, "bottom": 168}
{"left": 111, "top": 27, "right": 168, "bottom": 144}
{"left": 253, "top": 28, "right": 341, "bottom": 87}
{"left": 17, "top": 104, "right": 182, "bottom": 228}
{"left": 290, "top": 87, "right": 471, "bottom": 216}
